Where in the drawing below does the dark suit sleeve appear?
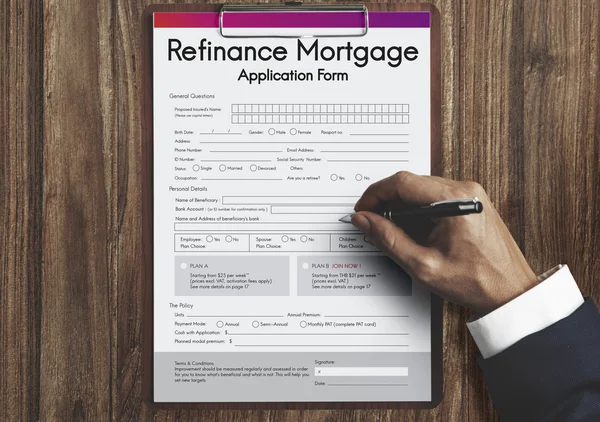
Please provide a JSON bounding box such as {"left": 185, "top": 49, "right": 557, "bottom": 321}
{"left": 478, "top": 298, "right": 600, "bottom": 422}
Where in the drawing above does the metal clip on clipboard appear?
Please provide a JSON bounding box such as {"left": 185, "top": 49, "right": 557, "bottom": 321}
{"left": 219, "top": 3, "right": 369, "bottom": 38}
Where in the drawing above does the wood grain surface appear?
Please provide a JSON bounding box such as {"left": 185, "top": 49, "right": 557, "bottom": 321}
{"left": 1, "top": 0, "right": 599, "bottom": 421}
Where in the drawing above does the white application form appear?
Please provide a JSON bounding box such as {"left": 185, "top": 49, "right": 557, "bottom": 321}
{"left": 151, "top": 9, "right": 436, "bottom": 403}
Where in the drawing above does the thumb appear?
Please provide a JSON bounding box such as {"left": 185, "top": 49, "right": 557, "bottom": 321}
{"left": 351, "top": 211, "right": 436, "bottom": 280}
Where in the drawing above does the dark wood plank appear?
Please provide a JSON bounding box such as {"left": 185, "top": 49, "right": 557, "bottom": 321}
{"left": 0, "top": 1, "right": 44, "bottom": 421}
{"left": 40, "top": 0, "right": 115, "bottom": 419}
{"left": 457, "top": 1, "right": 526, "bottom": 420}
{"left": 429, "top": 0, "right": 467, "bottom": 420}
{"left": 523, "top": 0, "right": 600, "bottom": 297}
{"left": 113, "top": 0, "right": 148, "bottom": 419}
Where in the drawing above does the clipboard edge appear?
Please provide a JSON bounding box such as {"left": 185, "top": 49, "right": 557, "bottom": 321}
{"left": 141, "top": 2, "right": 443, "bottom": 411}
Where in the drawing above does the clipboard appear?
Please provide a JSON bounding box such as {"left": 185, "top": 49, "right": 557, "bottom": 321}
{"left": 142, "top": 2, "right": 442, "bottom": 410}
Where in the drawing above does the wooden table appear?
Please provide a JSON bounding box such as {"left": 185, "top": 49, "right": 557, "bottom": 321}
{"left": 1, "top": 1, "right": 599, "bottom": 420}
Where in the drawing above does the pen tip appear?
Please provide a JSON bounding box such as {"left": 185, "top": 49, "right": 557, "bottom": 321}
{"left": 339, "top": 213, "right": 355, "bottom": 223}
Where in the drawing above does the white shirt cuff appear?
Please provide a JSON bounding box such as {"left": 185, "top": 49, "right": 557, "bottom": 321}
{"left": 466, "top": 265, "right": 584, "bottom": 359}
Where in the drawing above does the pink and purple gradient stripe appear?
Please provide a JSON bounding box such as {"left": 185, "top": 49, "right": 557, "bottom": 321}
{"left": 154, "top": 12, "right": 430, "bottom": 29}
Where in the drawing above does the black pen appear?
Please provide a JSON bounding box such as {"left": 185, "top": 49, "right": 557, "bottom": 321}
{"left": 339, "top": 197, "right": 483, "bottom": 223}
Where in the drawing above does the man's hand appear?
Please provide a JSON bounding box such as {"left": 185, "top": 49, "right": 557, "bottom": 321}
{"left": 352, "top": 171, "right": 538, "bottom": 314}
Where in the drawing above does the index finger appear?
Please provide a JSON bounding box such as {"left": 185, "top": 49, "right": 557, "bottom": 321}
{"left": 355, "top": 171, "right": 458, "bottom": 212}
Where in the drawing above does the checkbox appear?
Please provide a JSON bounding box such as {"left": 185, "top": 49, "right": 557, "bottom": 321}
{"left": 341, "top": 104, "right": 348, "bottom": 113}
{"left": 307, "top": 115, "right": 314, "bottom": 123}
{"left": 294, "top": 115, "right": 300, "bottom": 123}
{"left": 389, "top": 104, "right": 396, "bottom": 113}
{"left": 328, "top": 115, "right": 334, "bottom": 123}
{"left": 369, "top": 115, "right": 375, "bottom": 123}
{"left": 232, "top": 104, "right": 238, "bottom": 113}
{"left": 334, "top": 104, "right": 341, "bottom": 112}
{"left": 376, "top": 115, "right": 382, "bottom": 123}
{"left": 369, "top": 104, "right": 375, "bottom": 113}
{"left": 300, "top": 104, "right": 306, "bottom": 113}
{"left": 348, "top": 115, "right": 355, "bottom": 123}
{"left": 307, "top": 104, "right": 314, "bottom": 113}
{"left": 334, "top": 115, "right": 341, "bottom": 123}
{"left": 259, "top": 104, "right": 266, "bottom": 113}
{"left": 266, "top": 104, "right": 272, "bottom": 113}
{"left": 259, "top": 115, "right": 266, "bottom": 123}
{"left": 300, "top": 115, "right": 307, "bottom": 123}
{"left": 341, "top": 115, "right": 348, "bottom": 123}
{"left": 252, "top": 104, "right": 259, "bottom": 113}
{"left": 287, "top": 104, "right": 293, "bottom": 113}
{"left": 266, "top": 115, "right": 273, "bottom": 123}
{"left": 293, "top": 104, "right": 300, "bottom": 113}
